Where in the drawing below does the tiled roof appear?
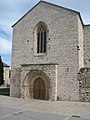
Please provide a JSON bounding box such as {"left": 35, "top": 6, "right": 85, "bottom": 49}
{"left": 3, "top": 62, "right": 10, "bottom": 67}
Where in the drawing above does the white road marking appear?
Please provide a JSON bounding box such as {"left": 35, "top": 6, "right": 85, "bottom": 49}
{"left": 0, "top": 114, "right": 12, "bottom": 119}
{"left": 0, "top": 110, "right": 25, "bottom": 119}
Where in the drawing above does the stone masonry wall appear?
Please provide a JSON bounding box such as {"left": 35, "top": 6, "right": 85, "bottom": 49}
{"left": 83, "top": 25, "right": 90, "bottom": 67}
{"left": 79, "top": 68, "right": 90, "bottom": 102}
{"left": 78, "top": 15, "right": 84, "bottom": 69}
{"left": 10, "top": 68, "right": 21, "bottom": 97}
{"left": 21, "top": 64, "right": 57, "bottom": 101}
{"left": 11, "top": 1, "right": 80, "bottom": 101}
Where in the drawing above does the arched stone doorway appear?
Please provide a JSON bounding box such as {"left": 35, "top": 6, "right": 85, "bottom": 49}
{"left": 23, "top": 70, "right": 49, "bottom": 100}
{"left": 33, "top": 78, "right": 45, "bottom": 100}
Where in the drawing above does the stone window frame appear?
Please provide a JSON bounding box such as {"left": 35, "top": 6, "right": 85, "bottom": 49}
{"left": 80, "top": 75, "right": 90, "bottom": 88}
{"left": 34, "top": 21, "right": 48, "bottom": 56}
{"left": 84, "top": 77, "right": 90, "bottom": 88}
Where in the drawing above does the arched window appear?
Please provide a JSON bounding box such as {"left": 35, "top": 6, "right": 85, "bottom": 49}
{"left": 37, "top": 25, "right": 47, "bottom": 53}
{"left": 34, "top": 22, "right": 47, "bottom": 54}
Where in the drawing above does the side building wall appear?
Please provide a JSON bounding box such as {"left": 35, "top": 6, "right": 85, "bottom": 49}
{"left": 77, "top": 15, "right": 84, "bottom": 69}
{"left": 3, "top": 65, "right": 10, "bottom": 87}
{"left": 83, "top": 25, "right": 90, "bottom": 67}
{"left": 79, "top": 25, "right": 90, "bottom": 102}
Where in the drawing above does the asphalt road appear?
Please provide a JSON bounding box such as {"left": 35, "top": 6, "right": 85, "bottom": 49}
{"left": 0, "top": 106, "right": 89, "bottom": 120}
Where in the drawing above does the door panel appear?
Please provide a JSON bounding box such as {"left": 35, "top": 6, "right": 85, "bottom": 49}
{"left": 33, "top": 78, "right": 45, "bottom": 100}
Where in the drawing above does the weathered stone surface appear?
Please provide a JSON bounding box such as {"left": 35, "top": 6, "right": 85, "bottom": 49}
{"left": 20, "top": 64, "right": 57, "bottom": 101}
{"left": 11, "top": 1, "right": 90, "bottom": 101}
{"left": 79, "top": 68, "right": 90, "bottom": 102}
{"left": 83, "top": 25, "right": 90, "bottom": 67}
{"left": 10, "top": 68, "right": 21, "bottom": 97}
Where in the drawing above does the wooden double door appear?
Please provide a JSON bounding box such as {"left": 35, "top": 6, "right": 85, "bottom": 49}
{"left": 33, "top": 78, "right": 45, "bottom": 100}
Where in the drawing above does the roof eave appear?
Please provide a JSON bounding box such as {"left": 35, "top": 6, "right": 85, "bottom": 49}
{"left": 12, "top": 1, "right": 41, "bottom": 27}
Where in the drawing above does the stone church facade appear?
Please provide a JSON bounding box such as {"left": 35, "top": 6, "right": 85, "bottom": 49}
{"left": 11, "top": 1, "right": 90, "bottom": 101}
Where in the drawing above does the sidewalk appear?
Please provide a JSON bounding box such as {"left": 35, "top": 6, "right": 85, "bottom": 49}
{"left": 0, "top": 95, "right": 90, "bottom": 119}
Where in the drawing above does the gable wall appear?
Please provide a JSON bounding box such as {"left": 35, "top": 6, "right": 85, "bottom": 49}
{"left": 11, "top": 2, "right": 80, "bottom": 100}
{"left": 12, "top": 2, "right": 79, "bottom": 68}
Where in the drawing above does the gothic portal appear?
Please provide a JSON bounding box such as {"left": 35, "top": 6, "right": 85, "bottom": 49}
{"left": 22, "top": 69, "right": 50, "bottom": 100}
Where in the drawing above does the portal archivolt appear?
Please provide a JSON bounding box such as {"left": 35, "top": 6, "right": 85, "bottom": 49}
{"left": 23, "top": 70, "right": 49, "bottom": 100}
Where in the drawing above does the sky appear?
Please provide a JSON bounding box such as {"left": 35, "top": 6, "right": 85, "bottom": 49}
{"left": 0, "top": 0, "right": 90, "bottom": 66}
